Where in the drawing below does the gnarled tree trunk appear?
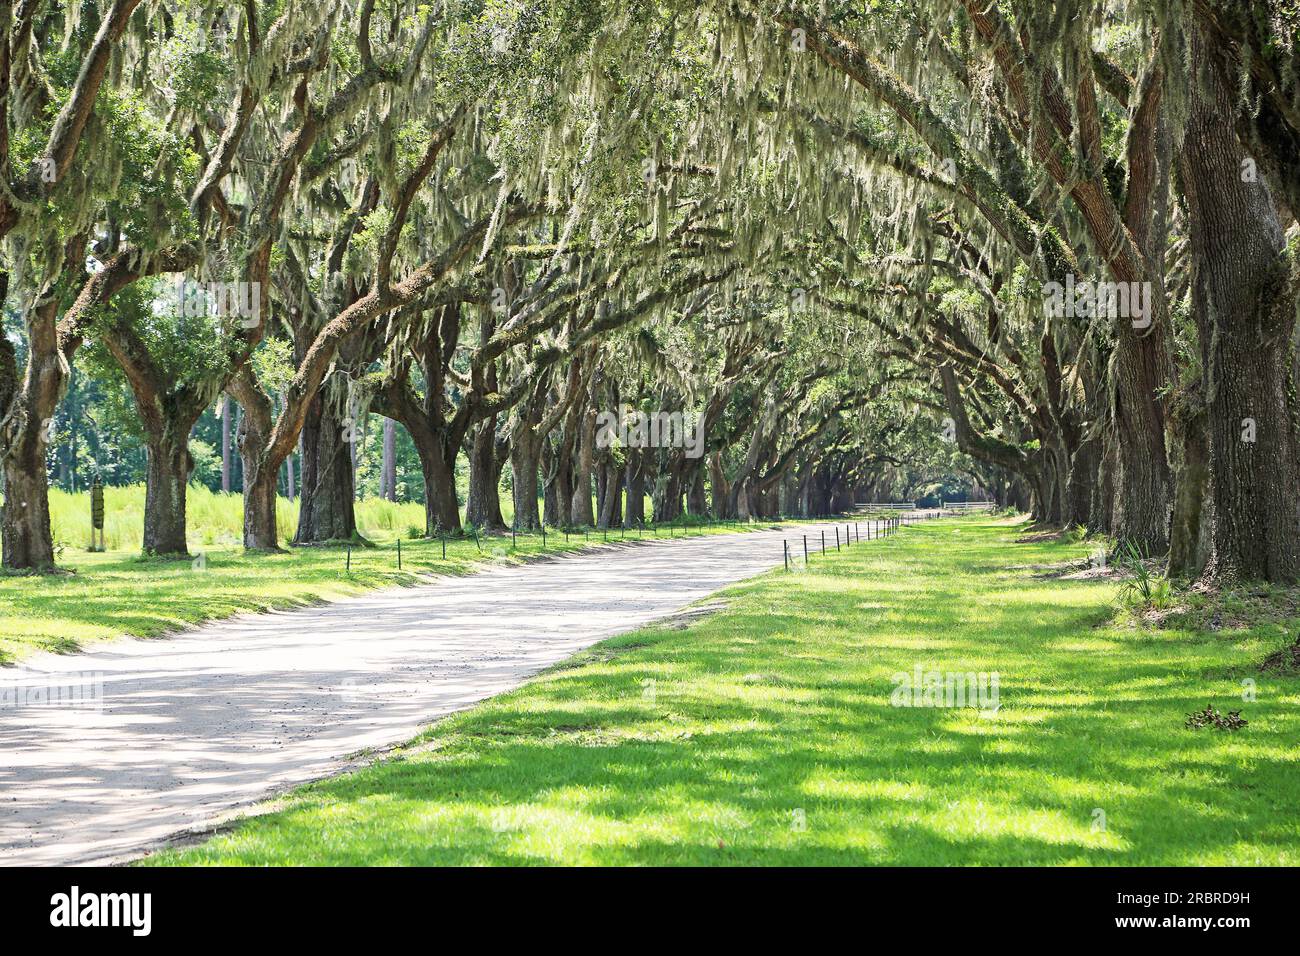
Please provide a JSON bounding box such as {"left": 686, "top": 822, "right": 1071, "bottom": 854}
{"left": 1066, "top": 437, "right": 1099, "bottom": 531}
{"left": 1168, "top": 405, "right": 1210, "bottom": 579}
{"left": 686, "top": 460, "right": 707, "bottom": 516}
{"left": 418, "top": 439, "right": 460, "bottom": 535}
{"left": 381, "top": 417, "right": 397, "bottom": 501}
{"left": 511, "top": 434, "right": 541, "bottom": 530}
{"left": 1111, "top": 350, "right": 1172, "bottom": 551}
{"left": 709, "top": 451, "right": 730, "bottom": 518}
{"left": 597, "top": 457, "right": 622, "bottom": 529}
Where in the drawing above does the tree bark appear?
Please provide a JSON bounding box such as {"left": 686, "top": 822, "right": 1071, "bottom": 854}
{"left": 624, "top": 449, "right": 645, "bottom": 527}
{"left": 295, "top": 394, "right": 358, "bottom": 544}
{"left": 284, "top": 450, "right": 296, "bottom": 502}
{"left": 381, "top": 417, "right": 396, "bottom": 501}
{"left": 1181, "top": 22, "right": 1300, "bottom": 582}
{"left": 419, "top": 440, "right": 460, "bottom": 535}
{"left": 511, "top": 434, "right": 541, "bottom": 530}
{"left": 597, "top": 457, "right": 623, "bottom": 529}
{"left": 141, "top": 431, "right": 193, "bottom": 556}
{"left": 1, "top": 279, "right": 71, "bottom": 569}
{"left": 709, "top": 451, "right": 730, "bottom": 518}
{"left": 686, "top": 460, "right": 707, "bottom": 516}
{"left": 546, "top": 434, "right": 573, "bottom": 527}
{"left": 465, "top": 416, "right": 505, "bottom": 529}
{"left": 1168, "top": 404, "right": 1210, "bottom": 579}
{"left": 653, "top": 458, "right": 683, "bottom": 522}
{"left": 1110, "top": 349, "right": 1173, "bottom": 551}
{"left": 221, "top": 396, "right": 232, "bottom": 493}
{"left": 570, "top": 407, "right": 596, "bottom": 526}
{"left": 1066, "top": 437, "right": 1099, "bottom": 530}
{"left": 229, "top": 373, "right": 281, "bottom": 551}
{"left": 1, "top": 439, "right": 55, "bottom": 570}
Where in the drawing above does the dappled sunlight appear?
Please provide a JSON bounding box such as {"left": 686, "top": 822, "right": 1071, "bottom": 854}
{"left": 122, "top": 518, "right": 1300, "bottom": 866}
{"left": 799, "top": 775, "right": 930, "bottom": 802}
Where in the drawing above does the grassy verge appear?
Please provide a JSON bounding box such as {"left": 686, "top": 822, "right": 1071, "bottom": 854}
{"left": 143, "top": 516, "right": 1300, "bottom": 866}
{"left": 0, "top": 503, "right": 829, "bottom": 664}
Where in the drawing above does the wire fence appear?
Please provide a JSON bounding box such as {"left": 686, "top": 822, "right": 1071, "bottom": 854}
{"left": 784, "top": 508, "right": 946, "bottom": 571}
{"left": 334, "top": 505, "right": 992, "bottom": 575}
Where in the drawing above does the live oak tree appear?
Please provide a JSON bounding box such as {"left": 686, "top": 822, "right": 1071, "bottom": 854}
{"left": 6, "top": 0, "right": 1299, "bottom": 589}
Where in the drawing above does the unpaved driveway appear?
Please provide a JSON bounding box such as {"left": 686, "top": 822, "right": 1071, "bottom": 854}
{"left": 0, "top": 522, "right": 849, "bottom": 865}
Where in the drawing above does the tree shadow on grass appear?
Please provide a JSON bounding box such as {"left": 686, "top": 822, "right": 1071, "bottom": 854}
{"left": 146, "top": 520, "right": 1300, "bottom": 866}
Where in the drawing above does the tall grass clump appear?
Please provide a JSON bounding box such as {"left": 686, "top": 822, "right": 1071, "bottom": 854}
{"left": 354, "top": 497, "right": 427, "bottom": 536}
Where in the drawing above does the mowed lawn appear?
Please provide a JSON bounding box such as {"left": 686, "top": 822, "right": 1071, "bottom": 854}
{"left": 144, "top": 517, "right": 1300, "bottom": 866}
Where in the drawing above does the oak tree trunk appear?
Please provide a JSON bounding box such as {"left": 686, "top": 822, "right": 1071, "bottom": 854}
{"left": 511, "top": 437, "right": 541, "bottom": 530}
{"left": 1066, "top": 437, "right": 1099, "bottom": 530}
{"left": 623, "top": 449, "right": 645, "bottom": 527}
{"left": 570, "top": 408, "right": 596, "bottom": 526}
{"left": 1, "top": 439, "right": 55, "bottom": 570}
{"left": 419, "top": 440, "right": 460, "bottom": 536}
{"left": 686, "top": 460, "right": 707, "bottom": 516}
{"left": 709, "top": 451, "right": 730, "bottom": 518}
{"left": 1110, "top": 366, "right": 1171, "bottom": 552}
{"left": 142, "top": 432, "right": 193, "bottom": 556}
{"left": 221, "top": 396, "right": 232, "bottom": 493}
{"left": 295, "top": 398, "right": 358, "bottom": 544}
{"left": 1168, "top": 407, "right": 1210, "bottom": 579}
{"left": 1182, "top": 22, "right": 1300, "bottom": 582}
{"left": 465, "top": 417, "right": 505, "bottom": 530}
{"left": 597, "top": 458, "right": 622, "bottom": 529}
{"left": 381, "top": 417, "right": 397, "bottom": 501}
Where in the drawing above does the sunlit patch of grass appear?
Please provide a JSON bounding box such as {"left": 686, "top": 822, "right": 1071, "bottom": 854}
{"left": 137, "top": 517, "right": 1300, "bottom": 866}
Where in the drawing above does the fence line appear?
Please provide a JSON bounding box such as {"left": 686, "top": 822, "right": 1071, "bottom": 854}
{"left": 787, "top": 508, "right": 948, "bottom": 570}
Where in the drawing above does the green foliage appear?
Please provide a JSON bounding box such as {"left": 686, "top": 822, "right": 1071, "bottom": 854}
{"left": 251, "top": 338, "right": 296, "bottom": 397}
{"left": 82, "top": 278, "right": 234, "bottom": 390}
{"left": 92, "top": 89, "right": 199, "bottom": 247}
{"left": 1116, "top": 541, "right": 1174, "bottom": 611}
{"left": 156, "top": 16, "right": 230, "bottom": 113}
{"left": 188, "top": 439, "right": 222, "bottom": 488}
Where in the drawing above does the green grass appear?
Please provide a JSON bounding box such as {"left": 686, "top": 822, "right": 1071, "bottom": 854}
{"left": 46, "top": 484, "right": 449, "bottom": 552}
{"left": 42, "top": 484, "right": 681, "bottom": 552}
{"left": 0, "top": 488, "right": 814, "bottom": 664}
{"left": 142, "top": 517, "right": 1300, "bottom": 866}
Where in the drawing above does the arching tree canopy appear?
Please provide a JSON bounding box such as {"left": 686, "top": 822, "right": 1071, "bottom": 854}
{"left": 2, "top": 0, "right": 1297, "bottom": 584}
